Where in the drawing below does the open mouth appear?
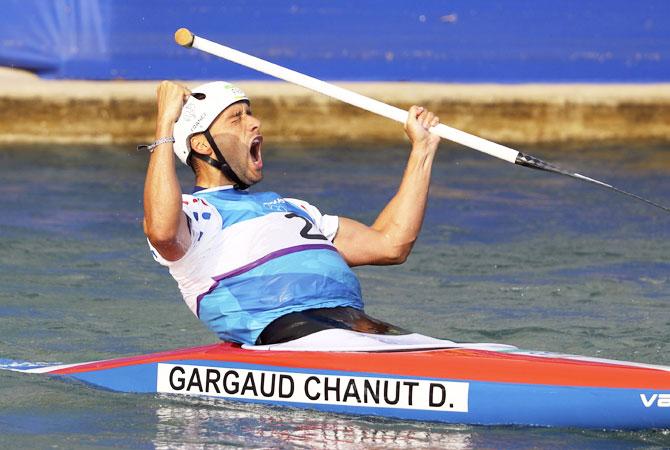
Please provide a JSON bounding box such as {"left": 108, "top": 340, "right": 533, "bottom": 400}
{"left": 249, "top": 135, "right": 263, "bottom": 169}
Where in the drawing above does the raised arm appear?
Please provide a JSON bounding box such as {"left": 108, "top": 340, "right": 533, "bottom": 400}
{"left": 143, "top": 81, "right": 192, "bottom": 261}
{"left": 333, "top": 105, "right": 441, "bottom": 266}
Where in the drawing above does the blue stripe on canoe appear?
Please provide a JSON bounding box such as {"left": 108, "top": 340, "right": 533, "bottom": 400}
{"left": 55, "top": 359, "right": 670, "bottom": 429}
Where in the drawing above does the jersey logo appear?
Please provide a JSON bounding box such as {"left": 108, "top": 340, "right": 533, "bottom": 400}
{"left": 263, "top": 198, "right": 289, "bottom": 212}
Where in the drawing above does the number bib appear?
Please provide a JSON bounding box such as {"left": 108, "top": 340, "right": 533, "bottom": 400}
{"left": 149, "top": 187, "right": 363, "bottom": 345}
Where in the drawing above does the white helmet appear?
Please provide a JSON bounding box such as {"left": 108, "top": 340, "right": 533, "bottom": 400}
{"left": 173, "top": 81, "right": 249, "bottom": 166}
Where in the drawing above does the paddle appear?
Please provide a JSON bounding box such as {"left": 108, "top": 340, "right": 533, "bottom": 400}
{"left": 174, "top": 28, "right": 669, "bottom": 213}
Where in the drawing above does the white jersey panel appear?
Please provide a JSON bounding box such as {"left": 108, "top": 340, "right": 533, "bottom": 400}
{"left": 285, "top": 198, "right": 339, "bottom": 241}
{"left": 148, "top": 194, "right": 339, "bottom": 316}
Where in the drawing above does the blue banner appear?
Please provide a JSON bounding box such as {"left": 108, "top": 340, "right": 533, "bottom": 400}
{"left": 1, "top": 0, "right": 668, "bottom": 81}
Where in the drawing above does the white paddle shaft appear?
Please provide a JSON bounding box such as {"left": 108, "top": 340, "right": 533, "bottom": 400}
{"left": 180, "top": 30, "right": 520, "bottom": 164}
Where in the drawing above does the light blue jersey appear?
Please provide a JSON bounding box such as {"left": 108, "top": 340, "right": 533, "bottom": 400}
{"left": 149, "top": 186, "right": 363, "bottom": 344}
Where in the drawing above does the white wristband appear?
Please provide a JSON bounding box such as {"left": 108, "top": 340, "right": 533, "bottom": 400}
{"left": 137, "top": 136, "right": 175, "bottom": 152}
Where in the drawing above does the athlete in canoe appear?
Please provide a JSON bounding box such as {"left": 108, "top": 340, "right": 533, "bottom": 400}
{"left": 143, "top": 80, "right": 441, "bottom": 346}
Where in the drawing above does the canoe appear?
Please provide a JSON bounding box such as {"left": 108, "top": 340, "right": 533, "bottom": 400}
{"left": 3, "top": 339, "right": 670, "bottom": 430}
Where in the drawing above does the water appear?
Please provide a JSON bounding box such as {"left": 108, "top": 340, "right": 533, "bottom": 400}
{"left": 0, "top": 143, "right": 669, "bottom": 448}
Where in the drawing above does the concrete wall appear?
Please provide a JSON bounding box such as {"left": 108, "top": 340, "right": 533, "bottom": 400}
{"left": 1, "top": 69, "right": 669, "bottom": 146}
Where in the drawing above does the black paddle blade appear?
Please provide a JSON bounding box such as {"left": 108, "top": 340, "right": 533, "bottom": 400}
{"left": 515, "top": 152, "right": 670, "bottom": 213}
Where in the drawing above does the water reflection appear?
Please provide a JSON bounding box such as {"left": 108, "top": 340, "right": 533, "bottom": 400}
{"left": 153, "top": 395, "right": 473, "bottom": 449}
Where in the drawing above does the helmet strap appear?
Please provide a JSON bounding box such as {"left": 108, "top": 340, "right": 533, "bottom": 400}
{"left": 189, "top": 129, "right": 249, "bottom": 190}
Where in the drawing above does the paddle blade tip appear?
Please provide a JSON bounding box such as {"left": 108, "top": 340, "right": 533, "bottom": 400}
{"left": 175, "top": 28, "right": 194, "bottom": 47}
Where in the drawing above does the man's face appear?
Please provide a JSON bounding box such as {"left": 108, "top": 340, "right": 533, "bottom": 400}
{"left": 208, "top": 101, "right": 263, "bottom": 186}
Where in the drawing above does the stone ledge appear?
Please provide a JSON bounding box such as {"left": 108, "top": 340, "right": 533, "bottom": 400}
{"left": 1, "top": 69, "right": 669, "bottom": 146}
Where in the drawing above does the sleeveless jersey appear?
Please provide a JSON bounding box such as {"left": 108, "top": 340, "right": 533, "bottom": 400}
{"left": 148, "top": 186, "right": 363, "bottom": 344}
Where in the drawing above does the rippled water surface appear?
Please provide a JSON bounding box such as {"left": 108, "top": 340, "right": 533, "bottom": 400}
{"left": 0, "top": 143, "right": 669, "bottom": 448}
